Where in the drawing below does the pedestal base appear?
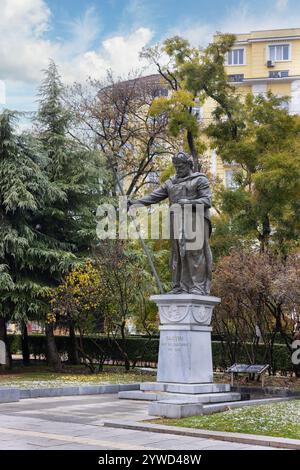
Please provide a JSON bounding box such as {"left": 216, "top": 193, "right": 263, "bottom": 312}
{"left": 118, "top": 382, "right": 241, "bottom": 418}
{"left": 151, "top": 294, "right": 220, "bottom": 384}
{"left": 117, "top": 294, "right": 243, "bottom": 417}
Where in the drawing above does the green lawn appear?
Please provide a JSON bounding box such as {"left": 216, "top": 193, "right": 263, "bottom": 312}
{"left": 156, "top": 401, "right": 300, "bottom": 440}
{"left": 0, "top": 366, "right": 154, "bottom": 389}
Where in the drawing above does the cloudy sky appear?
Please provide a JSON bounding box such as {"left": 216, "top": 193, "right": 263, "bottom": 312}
{"left": 0, "top": 0, "right": 299, "bottom": 113}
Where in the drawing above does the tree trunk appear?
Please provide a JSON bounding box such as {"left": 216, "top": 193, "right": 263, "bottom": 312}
{"left": 21, "top": 321, "right": 30, "bottom": 365}
{"left": 260, "top": 214, "right": 271, "bottom": 252}
{"left": 0, "top": 317, "right": 12, "bottom": 369}
{"left": 68, "top": 323, "right": 79, "bottom": 365}
{"left": 45, "top": 323, "right": 62, "bottom": 371}
{"left": 187, "top": 129, "right": 199, "bottom": 172}
{"left": 120, "top": 322, "right": 130, "bottom": 371}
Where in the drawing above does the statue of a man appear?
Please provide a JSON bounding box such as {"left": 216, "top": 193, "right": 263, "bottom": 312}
{"left": 128, "top": 152, "right": 212, "bottom": 295}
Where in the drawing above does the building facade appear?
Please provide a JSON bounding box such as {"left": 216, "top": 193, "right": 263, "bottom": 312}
{"left": 205, "top": 28, "right": 300, "bottom": 187}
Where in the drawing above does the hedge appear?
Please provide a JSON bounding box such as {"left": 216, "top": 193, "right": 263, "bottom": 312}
{"left": 8, "top": 335, "right": 159, "bottom": 365}
{"left": 7, "top": 334, "right": 296, "bottom": 374}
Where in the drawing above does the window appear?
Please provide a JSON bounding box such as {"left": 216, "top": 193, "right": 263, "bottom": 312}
{"left": 191, "top": 106, "right": 203, "bottom": 122}
{"left": 269, "top": 44, "right": 290, "bottom": 61}
{"left": 269, "top": 70, "right": 289, "bottom": 78}
{"left": 228, "top": 74, "right": 244, "bottom": 82}
{"left": 227, "top": 49, "right": 245, "bottom": 65}
{"left": 153, "top": 87, "right": 168, "bottom": 97}
{"left": 225, "top": 170, "right": 238, "bottom": 189}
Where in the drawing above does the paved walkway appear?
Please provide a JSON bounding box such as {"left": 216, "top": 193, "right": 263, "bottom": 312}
{"left": 0, "top": 394, "right": 272, "bottom": 450}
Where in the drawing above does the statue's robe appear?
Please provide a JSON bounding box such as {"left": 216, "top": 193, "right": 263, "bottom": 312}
{"left": 134, "top": 172, "right": 212, "bottom": 295}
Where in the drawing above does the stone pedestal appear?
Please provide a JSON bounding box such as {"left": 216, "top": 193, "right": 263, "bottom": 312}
{"left": 118, "top": 293, "right": 242, "bottom": 417}
{"left": 151, "top": 294, "right": 220, "bottom": 384}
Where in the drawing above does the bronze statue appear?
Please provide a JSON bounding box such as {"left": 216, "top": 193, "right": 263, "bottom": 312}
{"left": 128, "top": 152, "right": 212, "bottom": 295}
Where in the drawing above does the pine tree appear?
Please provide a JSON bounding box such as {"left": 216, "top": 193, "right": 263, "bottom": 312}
{"left": 0, "top": 111, "right": 63, "bottom": 368}
{"left": 34, "top": 61, "right": 102, "bottom": 368}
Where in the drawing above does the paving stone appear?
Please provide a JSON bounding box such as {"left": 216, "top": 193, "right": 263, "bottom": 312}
{"left": 0, "top": 394, "right": 280, "bottom": 450}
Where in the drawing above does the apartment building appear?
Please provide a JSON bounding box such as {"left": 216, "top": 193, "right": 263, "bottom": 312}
{"left": 206, "top": 28, "right": 300, "bottom": 187}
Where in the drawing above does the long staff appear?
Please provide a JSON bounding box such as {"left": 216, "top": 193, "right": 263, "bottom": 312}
{"left": 109, "top": 157, "right": 164, "bottom": 294}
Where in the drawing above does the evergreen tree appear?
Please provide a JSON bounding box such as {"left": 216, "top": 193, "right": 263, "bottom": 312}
{"left": 34, "top": 61, "right": 102, "bottom": 368}
{"left": 0, "top": 111, "right": 63, "bottom": 368}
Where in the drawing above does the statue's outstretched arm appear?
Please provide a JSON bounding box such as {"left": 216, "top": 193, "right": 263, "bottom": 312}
{"left": 129, "top": 184, "right": 168, "bottom": 207}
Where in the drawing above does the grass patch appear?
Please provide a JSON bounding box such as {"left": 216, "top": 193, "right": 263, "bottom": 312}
{"left": 155, "top": 401, "right": 300, "bottom": 440}
{"left": 0, "top": 365, "right": 154, "bottom": 389}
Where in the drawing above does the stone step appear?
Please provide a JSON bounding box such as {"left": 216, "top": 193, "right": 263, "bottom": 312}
{"left": 140, "top": 382, "right": 230, "bottom": 394}
{"left": 165, "top": 392, "right": 241, "bottom": 404}
{"left": 119, "top": 391, "right": 159, "bottom": 401}
{"left": 118, "top": 390, "right": 241, "bottom": 404}
{"left": 149, "top": 395, "right": 290, "bottom": 418}
{"left": 149, "top": 401, "right": 204, "bottom": 418}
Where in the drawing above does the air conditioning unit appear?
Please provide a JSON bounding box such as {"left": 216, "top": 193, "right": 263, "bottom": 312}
{"left": 267, "top": 60, "right": 274, "bottom": 68}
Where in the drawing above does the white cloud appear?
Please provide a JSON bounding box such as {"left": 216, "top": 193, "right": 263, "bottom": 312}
{"left": 1, "top": 0, "right": 51, "bottom": 37}
{"left": 60, "top": 27, "right": 154, "bottom": 83}
{"left": 165, "top": 23, "right": 214, "bottom": 48}
{"left": 168, "top": 0, "right": 299, "bottom": 48}
{"left": 0, "top": 0, "right": 155, "bottom": 111}
{"left": 62, "top": 6, "right": 101, "bottom": 55}
{"left": 1, "top": 0, "right": 299, "bottom": 112}
{"left": 102, "top": 27, "right": 153, "bottom": 74}
{"left": 0, "top": 0, "right": 54, "bottom": 82}
{"left": 0, "top": 0, "right": 153, "bottom": 85}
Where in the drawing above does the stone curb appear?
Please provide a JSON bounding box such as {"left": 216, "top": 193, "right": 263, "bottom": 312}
{"left": 0, "top": 388, "right": 19, "bottom": 403}
{"left": 0, "top": 383, "right": 140, "bottom": 403}
{"left": 103, "top": 419, "right": 300, "bottom": 450}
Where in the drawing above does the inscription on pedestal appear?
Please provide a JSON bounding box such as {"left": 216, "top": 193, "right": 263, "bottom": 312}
{"left": 162, "top": 335, "right": 189, "bottom": 353}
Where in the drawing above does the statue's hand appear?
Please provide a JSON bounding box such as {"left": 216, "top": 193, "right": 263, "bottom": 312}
{"left": 177, "top": 198, "right": 192, "bottom": 205}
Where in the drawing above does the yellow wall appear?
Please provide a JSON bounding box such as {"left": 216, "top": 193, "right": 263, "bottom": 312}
{"left": 209, "top": 28, "right": 300, "bottom": 187}
{"left": 267, "top": 82, "right": 291, "bottom": 95}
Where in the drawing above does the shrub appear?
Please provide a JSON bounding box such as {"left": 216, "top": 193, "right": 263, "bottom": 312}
{"left": 8, "top": 334, "right": 294, "bottom": 374}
